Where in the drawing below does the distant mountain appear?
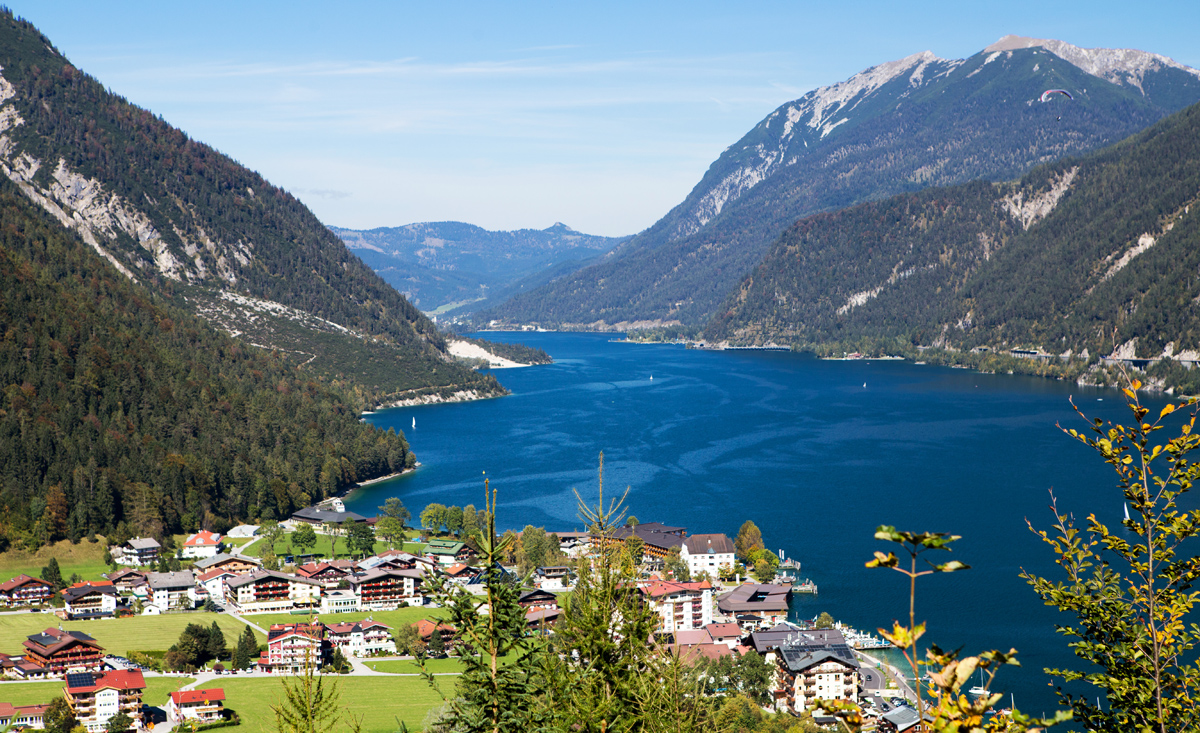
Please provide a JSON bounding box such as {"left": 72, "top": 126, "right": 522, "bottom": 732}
{"left": 0, "top": 12, "right": 501, "bottom": 403}
{"left": 705, "top": 99, "right": 1200, "bottom": 374}
{"left": 483, "top": 36, "right": 1200, "bottom": 330}
{"left": 332, "top": 221, "right": 625, "bottom": 316}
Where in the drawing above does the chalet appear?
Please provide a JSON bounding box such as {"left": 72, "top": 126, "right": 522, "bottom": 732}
{"left": 672, "top": 629, "right": 732, "bottom": 663}
{"left": 295, "top": 560, "right": 356, "bottom": 588}
{"left": 524, "top": 606, "right": 562, "bottom": 631}
{"left": 23, "top": 628, "right": 105, "bottom": 675}
{"left": 0, "top": 575, "right": 54, "bottom": 606}
{"left": 146, "top": 571, "right": 197, "bottom": 611}
{"left": 639, "top": 580, "right": 713, "bottom": 632}
{"left": 259, "top": 622, "right": 329, "bottom": 673}
{"left": 61, "top": 582, "right": 119, "bottom": 620}
{"left": 326, "top": 620, "right": 396, "bottom": 657}
{"left": 192, "top": 553, "right": 262, "bottom": 576}
{"left": 226, "top": 570, "right": 322, "bottom": 614}
{"left": 116, "top": 537, "right": 160, "bottom": 567}
{"left": 605, "top": 522, "right": 687, "bottom": 559}
{"left": 772, "top": 632, "right": 861, "bottom": 717}
{"left": 167, "top": 689, "right": 225, "bottom": 724}
{"left": 103, "top": 569, "right": 147, "bottom": 595}
{"left": 680, "top": 534, "right": 736, "bottom": 579}
{"left": 535, "top": 566, "right": 572, "bottom": 591}
{"left": 517, "top": 589, "right": 558, "bottom": 611}
{"left": 423, "top": 539, "right": 475, "bottom": 565}
{"left": 64, "top": 668, "right": 146, "bottom": 733}
{"left": 0, "top": 702, "right": 49, "bottom": 729}
{"left": 348, "top": 568, "right": 424, "bottom": 609}
{"left": 414, "top": 619, "right": 455, "bottom": 648}
{"left": 0, "top": 653, "right": 52, "bottom": 680}
{"left": 717, "top": 583, "right": 793, "bottom": 630}
{"left": 181, "top": 530, "right": 224, "bottom": 559}
{"left": 197, "top": 568, "right": 237, "bottom": 601}
{"left": 442, "top": 563, "right": 474, "bottom": 584}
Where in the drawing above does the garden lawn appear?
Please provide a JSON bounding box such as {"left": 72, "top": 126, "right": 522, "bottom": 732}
{"left": 0, "top": 539, "right": 112, "bottom": 585}
{"left": 0, "top": 676, "right": 192, "bottom": 706}
{"left": 198, "top": 675, "right": 444, "bottom": 732}
{"left": 248, "top": 606, "right": 436, "bottom": 632}
{"left": 365, "top": 655, "right": 515, "bottom": 675}
{"left": 250, "top": 534, "right": 392, "bottom": 561}
{"left": 0, "top": 613, "right": 264, "bottom": 657}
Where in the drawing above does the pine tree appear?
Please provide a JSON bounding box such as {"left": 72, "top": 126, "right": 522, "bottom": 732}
{"left": 208, "top": 621, "right": 227, "bottom": 661}
{"left": 41, "top": 557, "right": 64, "bottom": 591}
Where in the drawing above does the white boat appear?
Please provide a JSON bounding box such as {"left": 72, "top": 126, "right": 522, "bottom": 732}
{"left": 412, "top": 417, "right": 416, "bottom": 429}
{"left": 968, "top": 669, "right": 987, "bottom": 697}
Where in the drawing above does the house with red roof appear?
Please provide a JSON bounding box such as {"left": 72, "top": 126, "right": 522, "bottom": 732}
{"left": 22, "top": 628, "right": 105, "bottom": 676}
{"left": 0, "top": 574, "right": 54, "bottom": 606}
{"left": 167, "top": 688, "right": 225, "bottom": 724}
{"left": 259, "top": 622, "right": 329, "bottom": 674}
{"left": 64, "top": 668, "right": 145, "bottom": 732}
{"left": 325, "top": 619, "right": 396, "bottom": 657}
{"left": 295, "top": 560, "right": 355, "bottom": 588}
{"left": 0, "top": 701, "right": 49, "bottom": 728}
{"left": 347, "top": 568, "right": 424, "bottom": 610}
{"left": 639, "top": 580, "right": 713, "bottom": 633}
{"left": 182, "top": 530, "right": 224, "bottom": 559}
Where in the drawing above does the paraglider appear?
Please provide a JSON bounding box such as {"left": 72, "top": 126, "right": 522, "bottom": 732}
{"left": 1040, "top": 89, "right": 1074, "bottom": 103}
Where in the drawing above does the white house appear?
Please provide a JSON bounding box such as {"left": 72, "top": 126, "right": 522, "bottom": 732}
{"left": 680, "top": 534, "right": 736, "bottom": 580}
{"left": 146, "top": 571, "right": 196, "bottom": 611}
{"left": 182, "top": 530, "right": 224, "bottom": 559}
{"left": 639, "top": 580, "right": 713, "bottom": 633}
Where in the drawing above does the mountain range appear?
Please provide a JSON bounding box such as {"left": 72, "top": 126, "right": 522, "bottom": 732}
{"left": 705, "top": 98, "right": 1200, "bottom": 375}
{"left": 331, "top": 221, "right": 624, "bottom": 318}
{"left": 479, "top": 36, "right": 1200, "bottom": 330}
{"left": 0, "top": 13, "right": 500, "bottom": 403}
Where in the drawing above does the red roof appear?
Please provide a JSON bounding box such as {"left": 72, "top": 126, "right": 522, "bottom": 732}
{"left": 0, "top": 574, "right": 52, "bottom": 592}
{"left": 184, "top": 530, "right": 222, "bottom": 547}
{"left": 640, "top": 580, "right": 712, "bottom": 598}
{"left": 197, "top": 568, "right": 234, "bottom": 583}
{"left": 65, "top": 669, "right": 145, "bottom": 693}
{"left": 170, "top": 689, "right": 225, "bottom": 705}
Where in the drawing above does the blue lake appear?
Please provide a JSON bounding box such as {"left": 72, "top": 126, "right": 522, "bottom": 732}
{"left": 347, "top": 331, "right": 1168, "bottom": 715}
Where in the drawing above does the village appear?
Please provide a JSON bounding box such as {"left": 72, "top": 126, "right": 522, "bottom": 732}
{"left": 0, "top": 498, "right": 920, "bottom": 733}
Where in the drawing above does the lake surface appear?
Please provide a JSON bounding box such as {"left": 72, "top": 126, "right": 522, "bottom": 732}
{"left": 348, "top": 332, "right": 1170, "bottom": 715}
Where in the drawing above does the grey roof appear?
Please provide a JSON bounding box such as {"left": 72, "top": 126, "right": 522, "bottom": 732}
{"left": 146, "top": 571, "right": 196, "bottom": 590}
{"left": 608, "top": 524, "right": 687, "bottom": 551}
{"left": 291, "top": 506, "right": 367, "bottom": 524}
{"left": 126, "top": 537, "right": 161, "bottom": 550}
{"left": 748, "top": 624, "right": 846, "bottom": 653}
{"left": 683, "top": 533, "right": 735, "bottom": 555}
{"left": 350, "top": 567, "right": 424, "bottom": 585}
{"left": 62, "top": 585, "right": 118, "bottom": 603}
{"left": 193, "top": 553, "right": 261, "bottom": 570}
{"left": 778, "top": 645, "right": 859, "bottom": 672}
{"left": 881, "top": 706, "right": 922, "bottom": 732}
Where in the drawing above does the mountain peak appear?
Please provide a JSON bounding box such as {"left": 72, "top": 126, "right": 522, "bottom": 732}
{"left": 983, "top": 35, "right": 1200, "bottom": 91}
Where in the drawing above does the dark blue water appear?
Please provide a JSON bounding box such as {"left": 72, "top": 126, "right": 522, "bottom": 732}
{"left": 347, "top": 332, "right": 1165, "bottom": 715}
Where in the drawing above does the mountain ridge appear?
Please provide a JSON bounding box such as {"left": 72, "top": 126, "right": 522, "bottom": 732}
{"left": 480, "top": 36, "right": 1200, "bottom": 330}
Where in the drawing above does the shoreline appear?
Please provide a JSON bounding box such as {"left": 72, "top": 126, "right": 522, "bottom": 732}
{"left": 354, "top": 464, "right": 420, "bottom": 490}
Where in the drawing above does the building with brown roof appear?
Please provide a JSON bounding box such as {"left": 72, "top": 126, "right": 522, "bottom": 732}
{"left": 225, "top": 570, "right": 322, "bottom": 614}
{"left": 260, "top": 622, "right": 329, "bottom": 674}
{"left": 0, "top": 701, "right": 49, "bottom": 728}
{"left": 347, "top": 568, "right": 424, "bottom": 610}
{"left": 22, "top": 628, "right": 104, "bottom": 676}
{"left": 64, "top": 668, "right": 145, "bottom": 732}
{"left": 61, "top": 582, "right": 119, "bottom": 620}
{"left": 0, "top": 574, "right": 54, "bottom": 606}
{"left": 680, "top": 534, "right": 736, "bottom": 579}
{"left": 716, "top": 583, "right": 793, "bottom": 630}
{"left": 325, "top": 620, "right": 395, "bottom": 657}
{"left": 295, "top": 560, "right": 355, "bottom": 588}
{"left": 603, "top": 522, "right": 687, "bottom": 559}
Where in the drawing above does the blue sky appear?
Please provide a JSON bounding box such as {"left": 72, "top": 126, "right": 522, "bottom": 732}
{"left": 12, "top": 1, "right": 1200, "bottom": 236}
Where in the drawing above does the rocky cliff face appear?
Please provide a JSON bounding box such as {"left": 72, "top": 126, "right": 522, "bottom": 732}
{"left": 0, "top": 13, "right": 499, "bottom": 400}
{"left": 482, "top": 36, "right": 1200, "bottom": 330}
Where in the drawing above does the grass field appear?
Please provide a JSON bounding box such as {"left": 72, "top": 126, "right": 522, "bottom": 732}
{"left": 0, "top": 538, "right": 112, "bottom": 585}
{"left": 250, "top": 534, "right": 394, "bottom": 561}
{"left": 197, "top": 675, "right": 445, "bottom": 732}
{"left": 0, "top": 613, "right": 264, "bottom": 657}
{"left": 366, "top": 658, "right": 461, "bottom": 674}
{"left": 0, "top": 676, "right": 193, "bottom": 706}
{"left": 248, "top": 606, "right": 437, "bottom": 632}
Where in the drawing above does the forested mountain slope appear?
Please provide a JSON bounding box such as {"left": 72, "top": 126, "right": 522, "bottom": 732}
{"left": 333, "top": 221, "right": 624, "bottom": 316}
{"left": 0, "top": 12, "right": 499, "bottom": 401}
{"left": 0, "top": 173, "right": 413, "bottom": 550}
{"left": 705, "top": 100, "right": 1200, "bottom": 367}
{"left": 484, "top": 36, "right": 1200, "bottom": 329}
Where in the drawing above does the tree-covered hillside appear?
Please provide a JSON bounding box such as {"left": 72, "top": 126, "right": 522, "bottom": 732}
{"left": 0, "top": 12, "right": 499, "bottom": 402}
{"left": 706, "top": 100, "right": 1200, "bottom": 371}
{"left": 0, "top": 174, "right": 412, "bottom": 549}
{"left": 482, "top": 42, "right": 1200, "bottom": 330}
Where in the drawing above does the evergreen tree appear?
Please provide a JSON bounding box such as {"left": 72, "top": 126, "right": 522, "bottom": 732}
{"left": 208, "top": 621, "right": 227, "bottom": 661}
{"left": 40, "top": 557, "right": 64, "bottom": 591}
